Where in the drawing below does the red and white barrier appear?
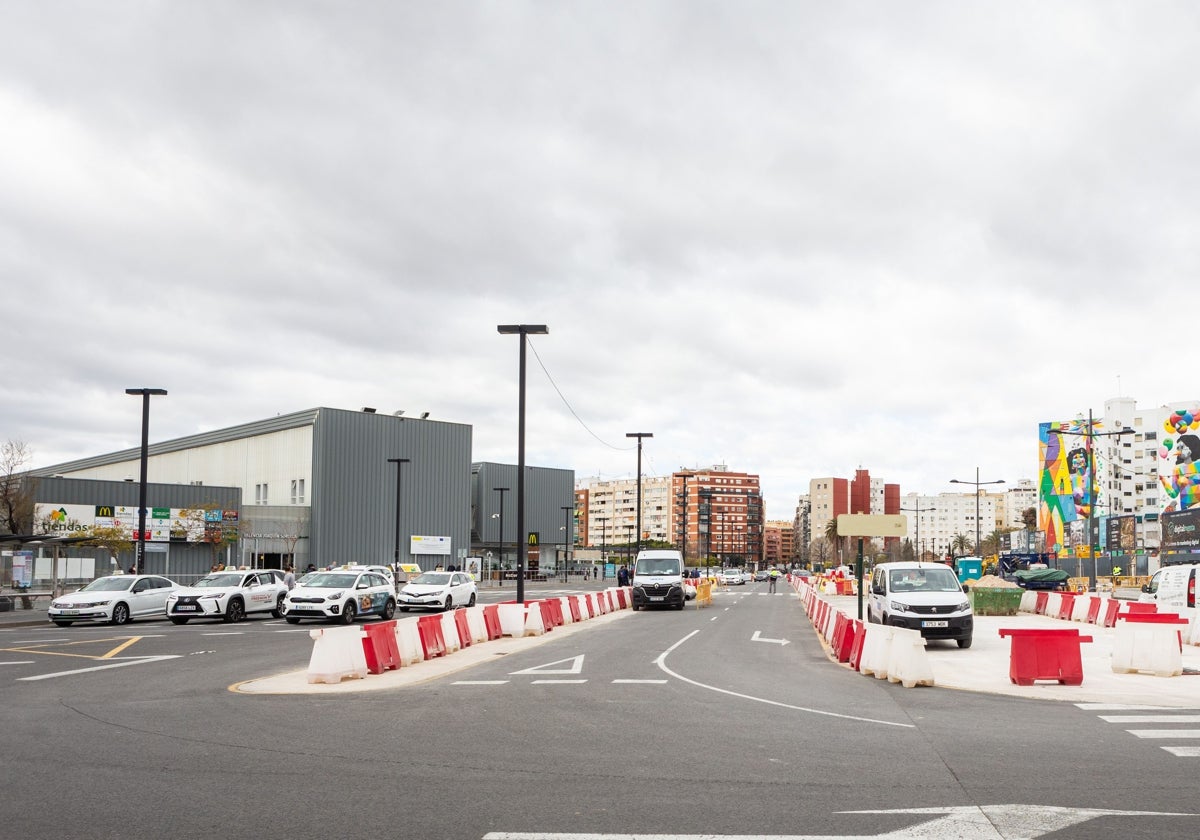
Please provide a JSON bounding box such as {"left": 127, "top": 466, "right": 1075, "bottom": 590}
{"left": 464, "top": 606, "right": 489, "bottom": 644}
{"left": 394, "top": 618, "right": 425, "bottom": 665}
{"left": 306, "top": 625, "right": 368, "bottom": 684}
{"left": 887, "top": 627, "right": 935, "bottom": 688}
{"left": 439, "top": 610, "right": 462, "bottom": 654}
{"left": 1019, "top": 590, "right": 1038, "bottom": 613}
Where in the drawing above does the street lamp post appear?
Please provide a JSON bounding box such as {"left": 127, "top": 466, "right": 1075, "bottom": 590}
{"left": 561, "top": 505, "right": 574, "bottom": 581}
{"left": 1052, "top": 409, "right": 1134, "bottom": 590}
{"left": 899, "top": 502, "right": 936, "bottom": 562}
{"left": 625, "top": 432, "right": 653, "bottom": 560}
{"left": 950, "top": 467, "right": 1005, "bottom": 570}
{"left": 597, "top": 515, "right": 608, "bottom": 578}
{"left": 125, "top": 387, "right": 168, "bottom": 575}
{"left": 678, "top": 473, "right": 691, "bottom": 564}
{"left": 387, "top": 457, "right": 410, "bottom": 594}
{"left": 493, "top": 487, "right": 509, "bottom": 585}
{"left": 498, "top": 324, "right": 548, "bottom": 605}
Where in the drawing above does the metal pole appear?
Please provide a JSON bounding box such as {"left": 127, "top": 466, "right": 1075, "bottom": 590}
{"left": 494, "top": 487, "right": 509, "bottom": 586}
{"left": 125, "top": 388, "right": 167, "bottom": 575}
{"left": 626, "top": 433, "right": 653, "bottom": 559}
{"left": 388, "top": 458, "right": 410, "bottom": 593}
{"left": 561, "top": 505, "right": 573, "bottom": 581}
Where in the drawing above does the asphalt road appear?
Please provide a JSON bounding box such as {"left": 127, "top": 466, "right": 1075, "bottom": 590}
{"left": 0, "top": 583, "right": 1195, "bottom": 839}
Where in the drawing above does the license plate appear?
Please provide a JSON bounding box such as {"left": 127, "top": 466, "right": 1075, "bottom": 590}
{"left": 649, "top": 596, "right": 664, "bottom": 602}
{"left": 921, "top": 620, "right": 948, "bottom": 628}
{"left": 63, "top": 609, "right": 79, "bottom": 615}
{"left": 174, "top": 605, "right": 198, "bottom": 612}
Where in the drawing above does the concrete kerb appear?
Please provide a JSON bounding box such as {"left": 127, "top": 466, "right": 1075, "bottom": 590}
{"left": 231, "top": 607, "right": 633, "bottom": 695}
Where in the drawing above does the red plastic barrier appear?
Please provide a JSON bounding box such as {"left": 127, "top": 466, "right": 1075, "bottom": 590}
{"left": 568, "top": 596, "right": 583, "bottom": 622}
{"left": 361, "top": 619, "right": 401, "bottom": 674}
{"left": 1102, "top": 599, "right": 1122, "bottom": 628}
{"left": 482, "top": 604, "right": 503, "bottom": 640}
{"left": 417, "top": 614, "right": 447, "bottom": 659}
{"left": 1034, "top": 592, "right": 1049, "bottom": 615}
{"left": 615, "top": 589, "right": 628, "bottom": 609}
{"left": 1123, "top": 602, "right": 1157, "bottom": 615}
{"left": 830, "top": 612, "right": 847, "bottom": 652}
{"left": 834, "top": 614, "right": 857, "bottom": 663}
{"left": 1056, "top": 593, "right": 1078, "bottom": 621}
{"left": 1086, "top": 596, "right": 1102, "bottom": 624}
{"left": 453, "top": 609, "right": 472, "bottom": 647}
{"left": 537, "top": 599, "right": 558, "bottom": 630}
{"left": 998, "top": 628, "right": 1093, "bottom": 686}
{"left": 848, "top": 621, "right": 866, "bottom": 670}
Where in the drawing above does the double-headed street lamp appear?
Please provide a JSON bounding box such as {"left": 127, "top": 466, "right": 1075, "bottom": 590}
{"left": 498, "top": 324, "right": 548, "bottom": 605}
{"left": 561, "top": 505, "right": 574, "bottom": 580}
{"left": 493, "top": 487, "right": 509, "bottom": 583}
{"left": 387, "top": 458, "right": 410, "bottom": 593}
{"left": 125, "top": 388, "right": 168, "bottom": 575}
{"left": 899, "top": 501, "right": 936, "bottom": 562}
{"left": 625, "top": 432, "right": 652, "bottom": 559}
{"left": 949, "top": 467, "right": 1005, "bottom": 565}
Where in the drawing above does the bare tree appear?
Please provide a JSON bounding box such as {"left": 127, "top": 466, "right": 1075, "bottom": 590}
{"left": 1, "top": 440, "right": 35, "bottom": 534}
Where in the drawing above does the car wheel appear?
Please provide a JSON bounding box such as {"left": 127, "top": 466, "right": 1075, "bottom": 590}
{"left": 957, "top": 637, "right": 973, "bottom": 649}
{"left": 443, "top": 595, "right": 453, "bottom": 612}
{"left": 169, "top": 617, "right": 189, "bottom": 625}
{"left": 110, "top": 603, "right": 131, "bottom": 625}
{"left": 381, "top": 598, "right": 396, "bottom": 620}
{"left": 52, "top": 620, "right": 73, "bottom": 627}
{"left": 285, "top": 617, "right": 300, "bottom": 625}
{"left": 271, "top": 594, "right": 285, "bottom": 619}
{"left": 339, "top": 600, "right": 357, "bottom": 624}
{"left": 224, "top": 598, "right": 245, "bottom": 623}
{"left": 631, "top": 602, "right": 639, "bottom": 612}
{"left": 467, "top": 592, "right": 477, "bottom": 607}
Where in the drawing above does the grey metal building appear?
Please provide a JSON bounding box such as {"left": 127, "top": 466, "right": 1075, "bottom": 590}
{"left": 470, "top": 461, "right": 576, "bottom": 578}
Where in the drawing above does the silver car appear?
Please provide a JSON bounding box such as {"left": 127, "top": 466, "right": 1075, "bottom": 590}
{"left": 48, "top": 574, "right": 179, "bottom": 627}
{"left": 397, "top": 571, "right": 477, "bottom": 612}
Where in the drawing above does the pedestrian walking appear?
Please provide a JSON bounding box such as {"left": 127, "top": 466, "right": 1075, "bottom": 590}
{"left": 283, "top": 564, "right": 296, "bottom": 590}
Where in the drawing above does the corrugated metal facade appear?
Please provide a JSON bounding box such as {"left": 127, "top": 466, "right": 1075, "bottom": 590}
{"left": 310, "top": 409, "right": 472, "bottom": 570}
{"left": 32, "top": 477, "right": 241, "bottom": 578}
{"left": 471, "top": 461, "right": 575, "bottom": 566}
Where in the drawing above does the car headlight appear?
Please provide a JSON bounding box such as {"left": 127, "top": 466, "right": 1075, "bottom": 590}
{"left": 957, "top": 600, "right": 970, "bottom": 612}
{"left": 327, "top": 591, "right": 343, "bottom": 600}
{"left": 890, "top": 600, "right": 911, "bottom": 613}
{"left": 200, "top": 593, "right": 224, "bottom": 600}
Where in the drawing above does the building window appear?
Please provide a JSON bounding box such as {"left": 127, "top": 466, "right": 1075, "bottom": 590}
{"left": 290, "top": 479, "right": 306, "bottom": 505}
{"left": 255, "top": 483, "right": 268, "bottom": 505}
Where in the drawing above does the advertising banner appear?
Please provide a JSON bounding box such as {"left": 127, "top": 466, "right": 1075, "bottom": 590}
{"left": 410, "top": 535, "right": 451, "bottom": 556}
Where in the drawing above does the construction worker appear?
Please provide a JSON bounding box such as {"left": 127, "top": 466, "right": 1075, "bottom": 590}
{"left": 1112, "top": 565, "right": 1123, "bottom": 578}
{"left": 767, "top": 567, "right": 780, "bottom": 593}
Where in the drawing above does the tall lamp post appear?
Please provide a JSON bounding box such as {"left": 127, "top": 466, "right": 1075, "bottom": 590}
{"left": 493, "top": 487, "right": 509, "bottom": 584}
{"left": 1052, "top": 410, "right": 1134, "bottom": 590}
{"left": 387, "top": 458, "right": 410, "bottom": 593}
{"left": 125, "top": 387, "right": 168, "bottom": 575}
{"left": 677, "top": 473, "right": 691, "bottom": 564}
{"left": 498, "top": 324, "right": 548, "bottom": 605}
{"left": 899, "top": 502, "right": 936, "bottom": 562}
{"left": 561, "top": 505, "right": 574, "bottom": 580}
{"left": 949, "top": 467, "right": 1005, "bottom": 568}
{"left": 625, "top": 432, "right": 653, "bottom": 559}
{"left": 597, "top": 515, "right": 608, "bottom": 578}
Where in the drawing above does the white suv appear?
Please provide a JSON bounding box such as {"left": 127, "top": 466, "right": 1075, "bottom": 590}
{"left": 166, "top": 570, "right": 289, "bottom": 624}
{"left": 867, "top": 561, "right": 973, "bottom": 648}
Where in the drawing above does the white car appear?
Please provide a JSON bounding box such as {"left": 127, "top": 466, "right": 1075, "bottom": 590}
{"left": 720, "top": 568, "right": 744, "bottom": 586}
{"left": 283, "top": 569, "right": 396, "bottom": 624}
{"left": 338, "top": 564, "right": 396, "bottom": 584}
{"left": 166, "top": 569, "right": 289, "bottom": 624}
{"left": 398, "top": 571, "right": 477, "bottom": 612}
{"left": 48, "top": 574, "right": 179, "bottom": 626}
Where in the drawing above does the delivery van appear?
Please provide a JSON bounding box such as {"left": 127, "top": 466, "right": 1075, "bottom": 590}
{"left": 867, "top": 561, "right": 974, "bottom": 648}
{"left": 1139, "top": 563, "right": 1198, "bottom": 611}
{"left": 630, "top": 549, "right": 686, "bottom": 611}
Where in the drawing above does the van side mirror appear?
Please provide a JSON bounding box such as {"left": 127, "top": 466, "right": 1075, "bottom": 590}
{"left": 1140, "top": 584, "right": 1150, "bottom": 593}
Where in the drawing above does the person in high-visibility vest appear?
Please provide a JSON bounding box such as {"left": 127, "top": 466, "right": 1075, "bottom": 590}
{"left": 1112, "top": 565, "right": 1123, "bottom": 577}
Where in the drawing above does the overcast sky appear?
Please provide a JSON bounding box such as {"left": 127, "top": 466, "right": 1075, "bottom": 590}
{"left": 3, "top": 2, "right": 1196, "bottom": 520}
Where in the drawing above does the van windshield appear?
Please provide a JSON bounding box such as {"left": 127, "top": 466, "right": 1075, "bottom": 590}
{"left": 636, "top": 559, "right": 679, "bottom": 575}
{"left": 888, "top": 567, "right": 961, "bottom": 592}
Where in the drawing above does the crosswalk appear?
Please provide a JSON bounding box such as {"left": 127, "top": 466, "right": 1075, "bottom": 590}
{"left": 1078, "top": 703, "right": 1200, "bottom": 757}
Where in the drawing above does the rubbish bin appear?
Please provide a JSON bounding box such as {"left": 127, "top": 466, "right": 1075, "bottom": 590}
{"left": 969, "top": 587, "right": 1023, "bottom": 616}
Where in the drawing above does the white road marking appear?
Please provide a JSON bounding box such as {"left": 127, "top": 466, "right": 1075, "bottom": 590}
{"left": 1099, "top": 715, "right": 1200, "bottom": 723}
{"left": 655, "top": 630, "right": 913, "bottom": 729}
{"left": 612, "top": 679, "right": 667, "bottom": 684}
{"left": 453, "top": 680, "right": 509, "bottom": 685}
{"left": 751, "top": 630, "right": 790, "bottom": 645}
{"left": 1126, "top": 729, "right": 1200, "bottom": 739}
{"left": 1162, "top": 746, "right": 1200, "bottom": 756}
{"left": 0, "top": 661, "right": 35, "bottom": 665}
{"left": 201, "top": 632, "right": 245, "bottom": 636}
{"left": 511, "top": 655, "right": 584, "bottom": 675}
{"left": 484, "top": 804, "right": 1196, "bottom": 839}
{"left": 531, "top": 679, "right": 586, "bottom": 684}
{"left": 17, "top": 655, "right": 182, "bottom": 681}
{"left": 1076, "top": 703, "right": 1186, "bottom": 711}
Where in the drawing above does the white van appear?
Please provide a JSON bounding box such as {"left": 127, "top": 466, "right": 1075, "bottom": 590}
{"left": 867, "top": 561, "right": 974, "bottom": 648}
{"left": 630, "top": 549, "right": 686, "bottom": 611}
{"left": 1139, "top": 563, "right": 1198, "bottom": 611}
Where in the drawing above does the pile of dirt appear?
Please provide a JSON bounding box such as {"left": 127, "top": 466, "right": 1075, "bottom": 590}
{"left": 964, "top": 574, "right": 1019, "bottom": 589}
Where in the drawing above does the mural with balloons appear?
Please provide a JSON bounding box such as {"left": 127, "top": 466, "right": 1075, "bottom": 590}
{"left": 1160, "top": 405, "right": 1200, "bottom": 513}
{"left": 1038, "top": 418, "right": 1100, "bottom": 554}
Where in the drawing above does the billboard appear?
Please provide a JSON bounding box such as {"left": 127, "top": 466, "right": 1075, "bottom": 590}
{"left": 1038, "top": 419, "right": 1101, "bottom": 553}
{"left": 34, "top": 503, "right": 235, "bottom": 543}
{"left": 1158, "top": 404, "right": 1200, "bottom": 514}
{"left": 1161, "top": 508, "right": 1200, "bottom": 553}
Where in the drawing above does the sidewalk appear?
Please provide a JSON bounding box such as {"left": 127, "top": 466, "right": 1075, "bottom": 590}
{"left": 819, "top": 594, "right": 1200, "bottom": 707}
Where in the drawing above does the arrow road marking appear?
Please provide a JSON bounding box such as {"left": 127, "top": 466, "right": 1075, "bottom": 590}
{"left": 751, "top": 630, "right": 789, "bottom": 645}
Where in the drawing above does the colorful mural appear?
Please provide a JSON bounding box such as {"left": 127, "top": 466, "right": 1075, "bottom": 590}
{"left": 1038, "top": 418, "right": 1101, "bottom": 553}
{"left": 1159, "top": 405, "right": 1200, "bottom": 513}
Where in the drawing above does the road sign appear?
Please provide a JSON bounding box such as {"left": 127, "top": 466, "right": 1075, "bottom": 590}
{"left": 836, "top": 513, "right": 908, "bottom": 537}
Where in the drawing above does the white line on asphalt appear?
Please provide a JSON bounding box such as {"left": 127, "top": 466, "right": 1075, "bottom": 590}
{"left": 1100, "top": 715, "right": 1200, "bottom": 723}
{"left": 612, "top": 679, "right": 667, "bottom": 684}
{"left": 273, "top": 629, "right": 315, "bottom": 633}
{"left": 1126, "top": 730, "right": 1200, "bottom": 739}
{"left": 202, "top": 632, "right": 245, "bottom": 636}
{"left": 0, "top": 661, "right": 35, "bottom": 665}
{"left": 1162, "top": 746, "right": 1200, "bottom": 756}
{"left": 17, "top": 655, "right": 182, "bottom": 681}
{"left": 453, "top": 680, "right": 509, "bottom": 685}
{"left": 654, "top": 629, "right": 915, "bottom": 729}
{"left": 1077, "top": 703, "right": 1186, "bottom": 711}
{"left": 531, "top": 679, "right": 586, "bottom": 684}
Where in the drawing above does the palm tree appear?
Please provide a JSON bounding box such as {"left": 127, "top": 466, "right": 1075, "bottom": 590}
{"left": 950, "top": 532, "right": 973, "bottom": 558}
{"left": 824, "top": 518, "right": 842, "bottom": 566}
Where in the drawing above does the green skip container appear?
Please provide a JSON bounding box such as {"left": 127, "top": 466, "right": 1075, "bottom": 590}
{"left": 969, "top": 587, "right": 1023, "bottom": 616}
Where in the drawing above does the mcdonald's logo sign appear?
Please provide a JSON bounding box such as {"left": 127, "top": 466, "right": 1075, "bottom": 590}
{"left": 95, "top": 505, "right": 115, "bottom": 518}
{"left": 527, "top": 532, "right": 539, "bottom": 546}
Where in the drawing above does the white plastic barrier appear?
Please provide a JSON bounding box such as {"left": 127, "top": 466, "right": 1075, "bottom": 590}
{"left": 822, "top": 580, "right": 838, "bottom": 596}
{"left": 394, "top": 618, "right": 425, "bottom": 665}
{"left": 823, "top": 607, "right": 840, "bottom": 643}
{"left": 1045, "top": 593, "right": 1063, "bottom": 619}
{"left": 859, "top": 624, "right": 895, "bottom": 680}
{"left": 306, "top": 625, "right": 368, "bottom": 684}
{"left": 436, "top": 610, "right": 461, "bottom": 653}
{"left": 465, "top": 606, "right": 489, "bottom": 644}
{"left": 1019, "top": 590, "right": 1038, "bottom": 613}
{"left": 497, "top": 603, "right": 529, "bottom": 637}
{"left": 1185, "top": 608, "right": 1200, "bottom": 646}
{"left": 886, "top": 626, "right": 935, "bottom": 688}
{"left": 1111, "top": 618, "right": 1185, "bottom": 677}
{"left": 558, "top": 597, "right": 575, "bottom": 624}
{"left": 523, "top": 602, "right": 547, "bottom": 635}
{"left": 1071, "top": 593, "right": 1092, "bottom": 622}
